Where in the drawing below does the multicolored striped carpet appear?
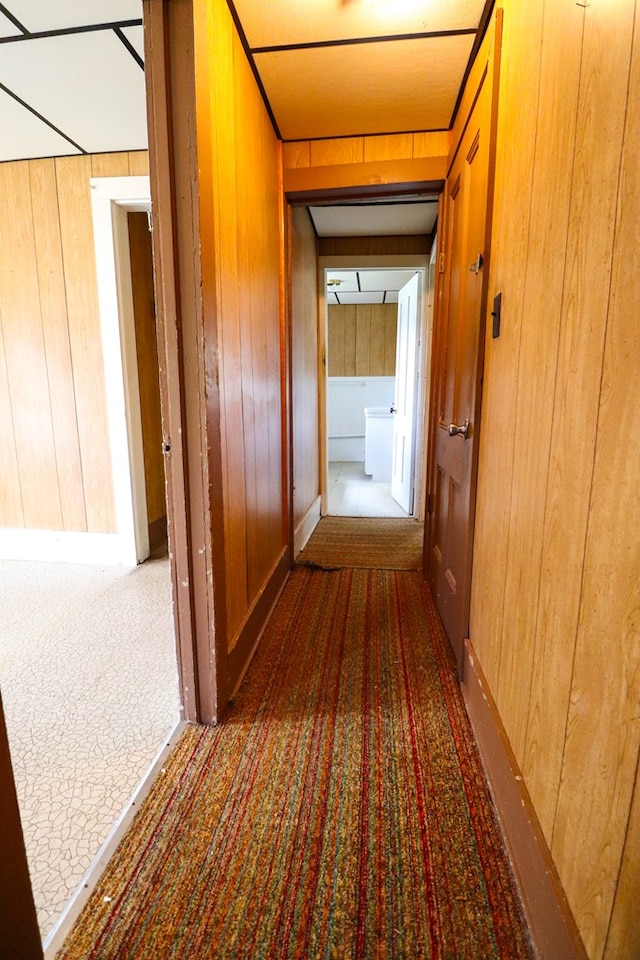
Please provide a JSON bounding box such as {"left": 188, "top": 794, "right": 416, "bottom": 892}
{"left": 297, "top": 517, "right": 424, "bottom": 570}
{"left": 58, "top": 568, "right": 533, "bottom": 959}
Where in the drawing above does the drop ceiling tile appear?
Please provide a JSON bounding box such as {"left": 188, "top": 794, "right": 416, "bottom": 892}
{"left": 311, "top": 203, "right": 437, "bottom": 237}
{"left": 337, "top": 292, "right": 385, "bottom": 304}
{"left": 385, "top": 291, "right": 399, "bottom": 303}
{"left": 359, "top": 270, "right": 418, "bottom": 291}
{"left": 0, "top": 89, "right": 81, "bottom": 160}
{"left": 0, "top": 31, "right": 147, "bottom": 154}
{"left": 0, "top": 11, "right": 22, "bottom": 37}
{"left": 327, "top": 270, "right": 359, "bottom": 292}
{"left": 255, "top": 34, "right": 474, "bottom": 139}
{"left": 233, "top": 0, "right": 484, "bottom": 48}
{"left": 328, "top": 292, "right": 340, "bottom": 305}
{"left": 120, "top": 24, "right": 144, "bottom": 60}
{"left": 6, "top": 0, "right": 142, "bottom": 33}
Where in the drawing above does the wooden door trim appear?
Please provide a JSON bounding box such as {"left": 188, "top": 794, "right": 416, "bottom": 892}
{"left": 143, "top": 0, "right": 223, "bottom": 723}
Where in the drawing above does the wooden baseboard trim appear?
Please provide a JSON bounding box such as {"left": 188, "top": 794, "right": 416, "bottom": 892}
{"left": 227, "top": 548, "right": 291, "bottom": 702}
{"left": 293, "top": 496, "right": 321, "bottom": 558}
{"left": 461, "top": 639, "right": 588, "bottom": 960}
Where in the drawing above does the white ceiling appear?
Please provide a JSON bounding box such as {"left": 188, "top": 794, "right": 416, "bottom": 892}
{"left": 310, "top": 201, "right": 438, "bottom": 237}
{"left": 0, "top": 0, "right": 146, "bottom": 161}
{"left": 327, "top": 269, "right": 419, "bottom": 305}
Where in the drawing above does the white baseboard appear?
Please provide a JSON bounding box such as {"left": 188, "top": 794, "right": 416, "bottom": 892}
{"left": 0, "top": 529, "right": 139, "bottom": 566}
{"left": 294, "top": 496, "right": 321, "bottom": 558}
{"left": 43, "top": 720, "right": 187, "bottom": 958}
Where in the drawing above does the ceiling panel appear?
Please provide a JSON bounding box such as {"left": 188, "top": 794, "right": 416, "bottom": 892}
{"left": 0, "top": 88, "right": 81, "bottom": 160}
{"left": 255, "top": 34, "right": 474, "bottom": 139}
{"left": 327, "top": 270, "right": 360, "bottom": 291}
{"left": 359, "top": 269, "right": 418, "bottom": 291}
{"left": 121, "top": 24, "right": 144, "bottom": 60}
{"left": 337, "top": 291, "right": 385, "bottom": 304}
{"left": 0, "top": 31, "right": 147, "bottom": 153}
{"left": 5, "top": 0, "right": 142, "bottom": 32}
{"left": 232, "top": 0, "right": 484, "bottom": 48}
{"left": 384, "top": 291, "right": 399, "bottom": 303}
{"left": 310, "top": 202, "right": 437, "bottom": 237}
{"left": 0, "top": 11, "right": 22, "bottom": 36}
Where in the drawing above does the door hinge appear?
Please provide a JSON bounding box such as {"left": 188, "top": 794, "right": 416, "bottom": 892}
{"left": 438, "top": 251, "right": 445, "bottom": 274}
{"left": 427, "top": 492, "right": 435, "bottom": 514}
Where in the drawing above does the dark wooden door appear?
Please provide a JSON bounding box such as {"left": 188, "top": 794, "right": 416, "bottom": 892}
{"left": 426, "top": 69, "right": 494, "bottom": 673}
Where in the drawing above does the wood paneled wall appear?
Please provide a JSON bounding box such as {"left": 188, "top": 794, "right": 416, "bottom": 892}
{"left": 289, "top": 207, "right": 320, "bottom": 533}
{"left": 319, "top": 236, "right": 430, "bottom": 257}
{"left": 0, "top": 150, "right": 149, "bottom": 535}
{"left": 469, "top": 3, "right": 640, "bottom": 957}
{"left": 282, "top": 132, "right": 449, "bottom": 196}
{"left": 195, "top": 0, "right": 285, "bottom": 657}
{"left": 328, "top": 304, "right": 396, "bottom": 377}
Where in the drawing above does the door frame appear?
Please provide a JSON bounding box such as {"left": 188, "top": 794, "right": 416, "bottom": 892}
{"left": 318, "top": 254, "right": 431, "bottom": 519}
{"left": 90, "top": 175, "right": 153, "bottom": 565}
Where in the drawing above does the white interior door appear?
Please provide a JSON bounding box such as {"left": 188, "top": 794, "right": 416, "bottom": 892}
{"left": 391, "top": 272, "right": 420, "bottom": 513}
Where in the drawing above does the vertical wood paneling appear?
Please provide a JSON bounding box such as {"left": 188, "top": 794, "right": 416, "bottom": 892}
{"left": 56, "top": 155, "right": 116, "bottom": 532}
{"left": 0, "top": 162, "right": 62, "bottom": 529}
{"left": 550, "top": 6, "right": 640, "bottom": 951}
{"left": 29, "top": 159, "right": 87, "bottom": 531}
{"left": 363, "top": 134, "right": 413, "bottom": 161}
{"left": 499, "top": 0, "right": 584, "bottom": 799}
{"left": 469, "top": 1, "right": 640, "bottom": 956}
{"left": 203, "top": 0, "right": 284, "bottom": 647}
{"left": 469, "top": 0, "right": 544, "bottom": 701}
{"left": 0, "top": 151, "right": 150, "bottom": 536}
{"left": 290, "top": 206, "right": 319, "bottom": 529}
{"left": 310, "top": 137, "right": 364, "bottom": 166}
{"left": 0, "top": 322, "right": 23, "bottom": 526}
{"left": 128, "top": 150, "right": 150, "bottom": 175}
{"left": 327, "top": 303, "right": 396, "bottom": 377}
{"left": 355, "top": 303, "right": 370, "bottom": 375}
{"left": 90, "top": 152, "right": 131, "bottom": 178}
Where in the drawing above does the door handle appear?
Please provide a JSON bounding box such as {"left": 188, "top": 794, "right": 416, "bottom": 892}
{"left": 448, "top": 419, "right": 470, "bottom": 439}
{"left": 390, "top": 403, "right": 397, "bottom": 413}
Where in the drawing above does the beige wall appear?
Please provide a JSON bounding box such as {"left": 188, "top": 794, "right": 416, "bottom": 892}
{"left": 0, "top": 150, "right": 148, "bottom": 535}
{"left": 471, "top": 3, "right": 640, "bottom": 958}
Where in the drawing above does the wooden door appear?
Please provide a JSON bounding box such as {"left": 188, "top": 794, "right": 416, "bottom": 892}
{"left": 391, "top": 271, "right": 420, "bottom": 514}
{"left": 426, "top": 70, "right": 493, "bottom": 672}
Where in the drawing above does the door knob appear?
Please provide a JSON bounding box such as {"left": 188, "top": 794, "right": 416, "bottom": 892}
{"left": 448, "top": 419, "right": 470, "bottom": 439}
{"left": 390, "top": 403, "right": 397, "bottom": 413}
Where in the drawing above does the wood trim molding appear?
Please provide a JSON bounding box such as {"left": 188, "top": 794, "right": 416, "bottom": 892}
{"left": 294, "top": 496, "right": 321, "bottom": 557}
{"left": 461, "top": 640, "right": 588, "bottom": 960}
{"left": 227, "top": 549, "right": 291, "bottom": 700}
{"left": 284, "top": 157, "right": 447, "bottom": 197}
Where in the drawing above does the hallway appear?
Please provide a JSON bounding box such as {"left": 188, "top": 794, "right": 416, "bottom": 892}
{"left": 57, "top": 525, "right": 532, "bottom": 959}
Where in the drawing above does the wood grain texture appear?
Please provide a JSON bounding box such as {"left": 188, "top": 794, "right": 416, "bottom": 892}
{"left": 310, "top": 137, "right": 364, "bottom": 166}
{"left": 327, "top": 304, "right": 396, "bottom": 377}
{"left": 469, "top": 1, "right": 640, "bottom": 956}
{"left": 202, "top": 0, "right": 284, "bottom": 649}
{"left": 282, "top": 131, "right": 449, "bottom": 169}
{"left": 56, "top": 155, "right": 116, "bottom": 532}
{"left": 128, "top": 150, "right": 150, "bottom": 175}
{"left": 289, "top": 206, "right": 319, "bottom": 531}
{"left": 501, "top": 0, "right": 583, "bottom": 812}
{"left": 469, "top": 0, "right": 544, "bottom": 702}
{"left": 90, "top": 152, "right": 131, "bottom": 178}
{"left": 29, "top": 159, "right": 87, "bottom": 531}
{"left": 550, "top": 5, "right": 640, "bottom": 951}
{"left": 0, "top": 162, "right": 62, "bottom": 530}
{"left": 318, "top": 236, "right": 430, "bottom": 256}
{"left": 128, "top": 212, "right": 165, "bottom": 530}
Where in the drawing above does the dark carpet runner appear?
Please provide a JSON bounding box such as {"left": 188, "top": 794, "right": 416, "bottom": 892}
{"left": 58, "top": 567, "right": 533, "bottom": 959}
